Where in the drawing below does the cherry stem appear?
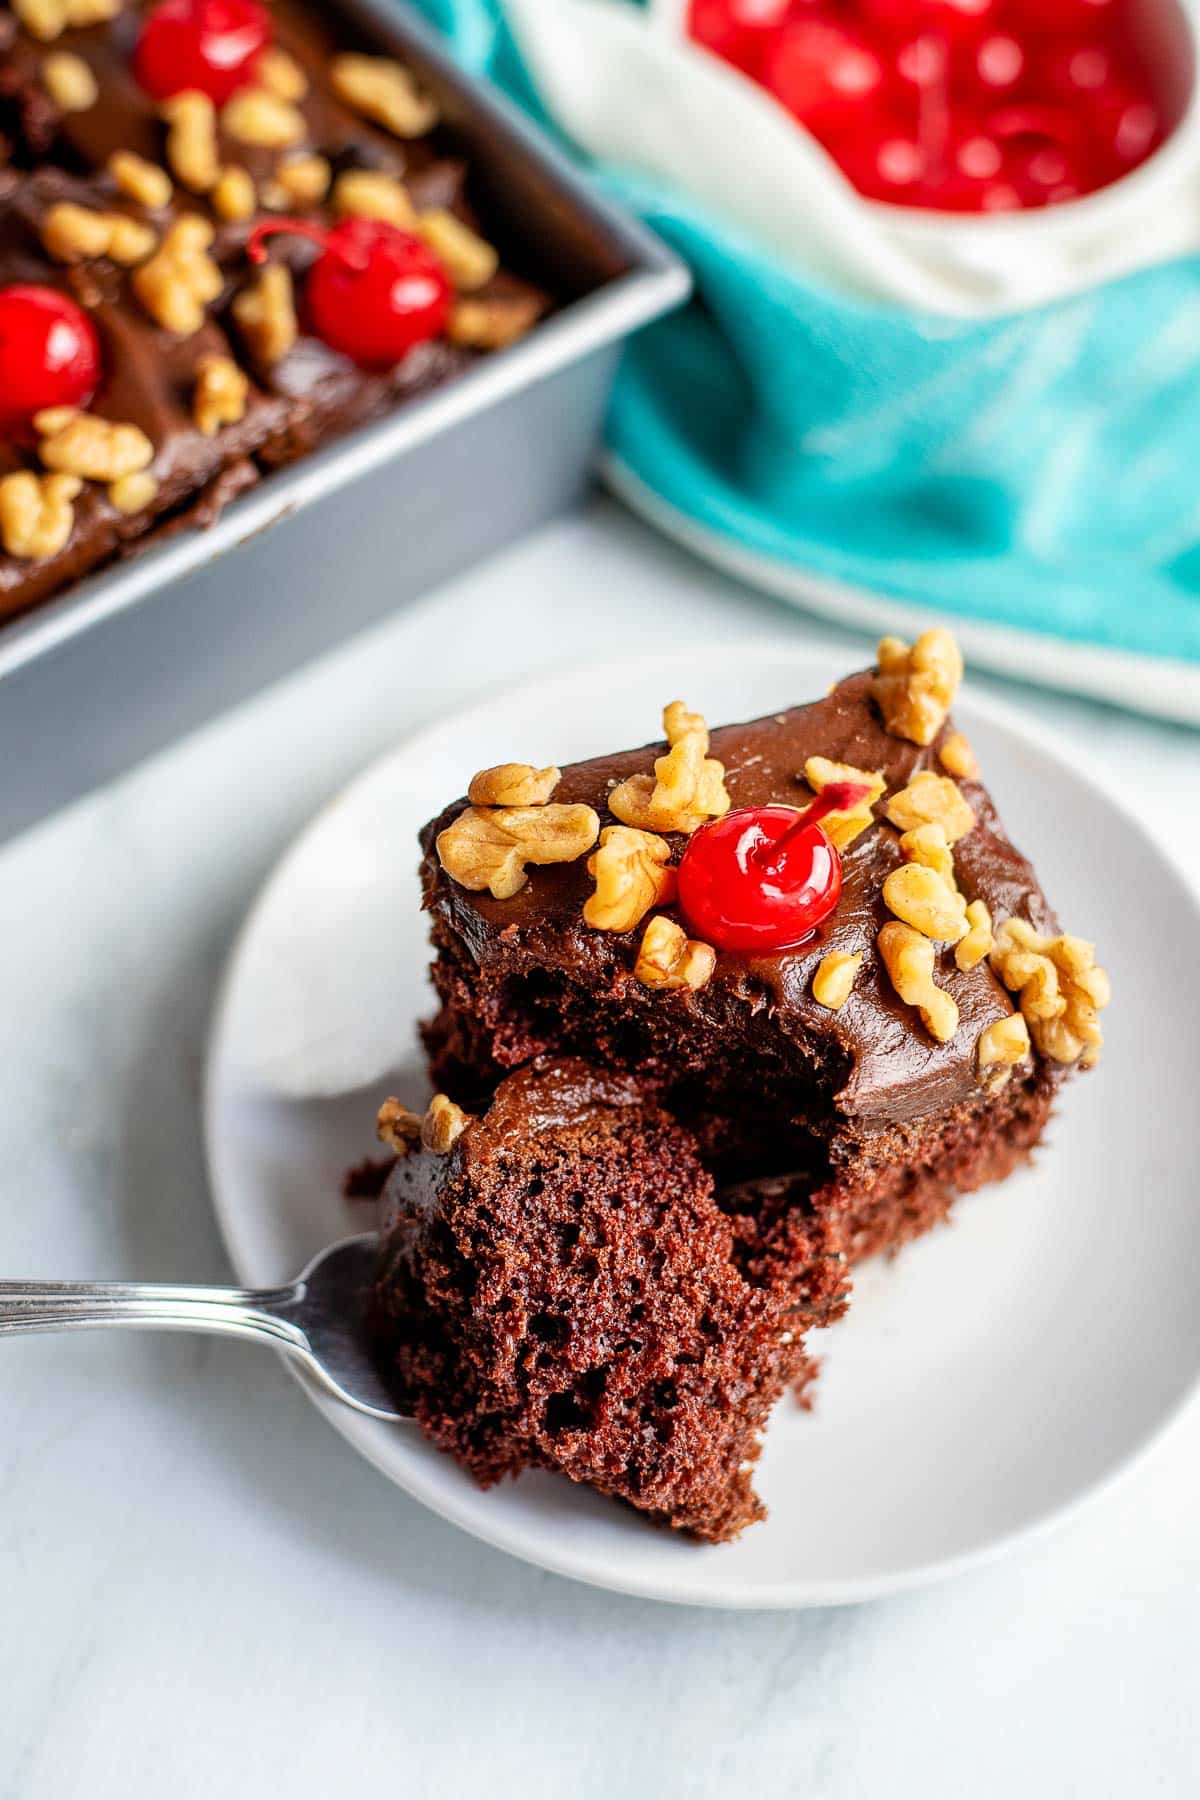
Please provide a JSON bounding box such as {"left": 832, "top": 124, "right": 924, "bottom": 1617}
{"left": 246, "top": 218, "right": 370, "bottom": 273}
{"left": 752, "top": 781, "right": 873, "bottom": 876}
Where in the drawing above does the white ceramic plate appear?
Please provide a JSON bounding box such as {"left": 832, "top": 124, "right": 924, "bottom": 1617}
{"left": 205, "top": 646, "right": 1200, "bottom": 1609}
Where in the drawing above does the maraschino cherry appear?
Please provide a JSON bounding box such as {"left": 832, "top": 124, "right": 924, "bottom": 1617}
{"left": 676, "top": 781, "right": 872, "bottom": 954}
{"left": 689, "top": 0, "right": 1166, "bottom": 211}
{"left": 246, "top": 218, "right": 452, "bottom": 368}
{"left": 0, "top": 285, "right": 101, "bottom": 438}
{"left": 133, "top": 0, "right": 273, "bottom": 104}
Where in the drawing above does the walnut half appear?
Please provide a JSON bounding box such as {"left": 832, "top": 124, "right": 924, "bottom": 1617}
{"left": 36, "top": 409, "right": 154, "bottom": 481}
{"left": 436, "top": 803, "right": 599, "bottom": 900}
{"left": 330, "top": 53, "right": 438, "bottom": 138}
{"left": 421, "top": 1094, "right": 469, "bottom": 1154}
{"left": 977, "top": 1012, "right": 1031, "bottom": 1086}
{"left": 873, "top": 628, "right": 963, "bottom": 747}
{"left": 132, "top": 216, "right": 222, "bottom": 334}
{"left": 812, "top": 950, "right": 862, "bottom": 1011}
{"left": 886, "top": 771, "right": 976, "bottom": 844}
{"left": 193, "top": 355, "right": 248, "bottom": 436}
{"left": 584, "top": 826, "right": 676, "bottom": 933}
{"left": 633, "top": 915, "right": 715, "bottom": 993}
{"left": 877, "top": 921, "right": 959, "bottom": 1043}
{"left": 0, "top": 470, "right": 81, "bottom": 559}
{"left": 467, "top": 763, "right": 559, "bottom": 808}
{"left": 882, "top": 862, "right": 968, "bottom": 944}
{"left": 609, "top": 701, "right": 730, "bottom": 835}
{"left": 376, "top": 1097, "right": 423, "bottom": 1156}
{"left": 377, "top": 1094, "right": 470, "bottom": 1156}
{"left": 232, "top": 263, "right": 297, "bottom": 365}
{"left": 989, "top": 917, "right": 1110, "bottom": 1066}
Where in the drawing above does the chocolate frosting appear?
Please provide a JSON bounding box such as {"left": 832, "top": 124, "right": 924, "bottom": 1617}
{"left": 378, "top": 1057, "right": 651, "bottom": 1241}
{"left": 422, "top": 672, "right": 1062, "bottom": 1128}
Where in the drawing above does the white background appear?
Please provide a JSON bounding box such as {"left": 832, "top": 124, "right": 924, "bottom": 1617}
{"left": 1, "top": 498, "right": 1197, "bottom": 1797}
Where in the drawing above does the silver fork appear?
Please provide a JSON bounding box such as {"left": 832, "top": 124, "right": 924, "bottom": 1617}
{"left": 0, "top": 1232, "right": 405, "bottom": 1421}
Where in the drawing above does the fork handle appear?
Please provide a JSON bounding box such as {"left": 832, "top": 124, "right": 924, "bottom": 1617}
{"left": 0, "top": 1278, "right": 307, "bottom": 1352}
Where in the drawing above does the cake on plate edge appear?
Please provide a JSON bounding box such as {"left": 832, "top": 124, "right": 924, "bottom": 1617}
{"left": 362, "top": 629, "right": 1110, "bottom": 1541}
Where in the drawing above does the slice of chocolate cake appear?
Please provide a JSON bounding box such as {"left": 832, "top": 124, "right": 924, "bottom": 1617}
{"left": 370, "top": 1063, "right": 844, "bottom": 1542}
{"left": 419, "top": 632, "right": 1110, "bottom": 1286}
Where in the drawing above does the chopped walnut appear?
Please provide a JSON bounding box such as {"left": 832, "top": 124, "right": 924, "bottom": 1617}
{"left": 331, "top": 53, "right": 438, "bottom": 138}
{"left": 232, "top": 263, "right": 297, "bottom": 365}
{"left": 108, "top": 149, "right": 173, "bottom": 209}
{"left": 421, "top": 1093, "right": 470, "bottom": 1154}
{"left": 0, "top": 470, "right": 81, "bottom": 559}
{"left": 467, "top": 763, "right": 560, "bottom": 807}
{"left": 108, "top": 471, "right": 159, "bottom": 514}
{"left": 609, "top": 701, "right": 730, "bottom": 836}
{"left": 108, "top": 214, "right": 157, "bottom": 265}
{"left": 36, "top": 409, "right": 154, "bottom": 481}
{"left": 211, "top": 165, "right": 256, "bottom": 222}
{"left": 39, "top": 201, "right": 110, "bottom": 261}
{"left": 812, "top": 950, "right": 862, "bottom": 1011}
{"left": 977, "top": 1012, "right": 1031, "bottom": 1085}
{"left": 270, "top": 153, "right": 331, "bottom": 208}
{"left": 873, "top": 628, "right": 963, "bottom": 747}
{"left": 332, "top": 170, "right": 415, "bottom": 227}
{"left": 41, "top": 201, "right": 156, "bottom": 266}
{"left": 418, "top": 210, "right": 498, "bottom": 292}
{"left": 376, "top": 1097, "right": 423, "bottom": 1156}
{"left": 162, "top": 90, "right": 220, "bottom": 193}
{"left": 989, "top": 917, "right": 1110, "bottom": 1066}
{"left": 193, "top": 354, "right": 248, "bottom": 435}
{"left": 939, "top": 731, "right": 979, "bottom": 780}
{"left": 436, "top": 803, "right": 599, "bottom": 900}
{"left": 13, "top": 0, "right": 118, "bottom": 41}
{"left": 663, "top": 699, "right": 711, "bottom": 752}
{"left": 42, "top": 50, "right": 96, "bottom": 111}
{"left": 955, "top": 899, "right": 993, "bottom": 972}
{"left": 584, "top": 826, "right": 676, "bottom": 933}
{"left": 13, "top": 0, "right": 64, "bottom": 38}
{"left": 222, "top": 87, "right": 306, "bottom": 149}
{"left": 32, "top": 406, "right": 75, "bottom": 435}
{"left": 877, "top": 920, "right": 959, "bottom": 1043}
{"left": 899, "top": 821, "right": 956, "bottom": 887}
{"left": 803, "top": 756, "right": 885, "bottom": 849}
{"left": 132, "top": 215, "right": 222, "bottom": 333}
{"left": 633, "top": 915, "right": 715, "bottom": 992}
{"left": 663, "top": 700, "right": 706, "bottom": 742}
{"left": 13, "top": 0, "right": 61, "bottom": 36}
{"left": 257, "top": 46, "right": 308, "bottom": 102}
{"left": 447, "top": 293, "right": 542, "bottom": 351}
{"left": 883, "top": 863, "right": 968, "bottom": 943}
{"left": 886, "top": 771, "right": 976, "bottom": 844}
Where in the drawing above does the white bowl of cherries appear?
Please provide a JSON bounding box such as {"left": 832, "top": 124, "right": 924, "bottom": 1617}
{"left": 648, "top": 0, "right": 1200, "bottom": 307}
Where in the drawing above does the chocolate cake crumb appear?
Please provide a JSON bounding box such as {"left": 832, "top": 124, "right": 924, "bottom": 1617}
{"left": 372, "top": 1061, "right": 815, "bottom": 1542}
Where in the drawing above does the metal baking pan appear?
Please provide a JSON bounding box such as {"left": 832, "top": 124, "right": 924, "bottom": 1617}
{"left": 0, "top": 0, "right": 689, "bottom": 846}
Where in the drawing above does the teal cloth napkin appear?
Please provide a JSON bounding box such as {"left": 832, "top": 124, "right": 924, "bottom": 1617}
{"left": 413, "top": 0, "right": 1200, "bottom": 664}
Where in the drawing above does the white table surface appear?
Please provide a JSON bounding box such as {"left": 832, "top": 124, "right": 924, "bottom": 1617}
{"left": 2, "top": 495, "right": 1197, "bottom": 1799}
